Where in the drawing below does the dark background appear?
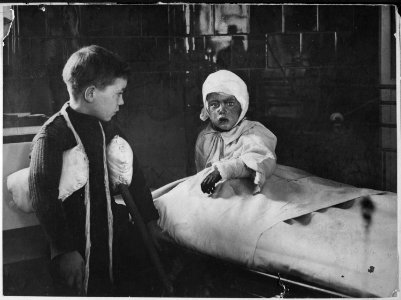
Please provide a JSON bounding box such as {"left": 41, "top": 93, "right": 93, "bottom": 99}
{"left": 2, "top": 4, "right": 398, "bottom": 297}
{"left": 3, "top": 4, "right": 397, "bottom": 191}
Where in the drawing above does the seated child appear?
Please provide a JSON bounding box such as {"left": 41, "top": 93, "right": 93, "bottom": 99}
{"left": 152, "top": 70, "right": 397, "bottom": 298}
{"left": 195, "top": 70, "right": 277, "bottom": 194}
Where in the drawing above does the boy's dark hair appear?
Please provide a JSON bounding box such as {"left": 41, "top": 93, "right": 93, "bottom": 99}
{"left": 62, "top": 45, "right": 131, "bottom": 97}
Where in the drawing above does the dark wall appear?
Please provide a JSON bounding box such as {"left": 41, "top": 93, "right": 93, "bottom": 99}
{"left": 3, "top": 4, "right": 384, "bottom": 189}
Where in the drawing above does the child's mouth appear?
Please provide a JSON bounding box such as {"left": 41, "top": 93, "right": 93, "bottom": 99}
{"left": 218, "top": 117, "right": 229, "bottom": 123}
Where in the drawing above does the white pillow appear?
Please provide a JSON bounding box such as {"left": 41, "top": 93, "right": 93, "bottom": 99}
{"left": 7, "top": 167, "right": 33, "bottom": 213}
{"left": 6, "top": 136, "right": 132, "bottom": 213}
{"left": 58, "top": 145, "right": 89, "bottom": 201}
{"left": 6, "top": 144, "right": 89, "bottom": 213}
{"left": 107, "top": 135, "right": 133, "bottom": 192}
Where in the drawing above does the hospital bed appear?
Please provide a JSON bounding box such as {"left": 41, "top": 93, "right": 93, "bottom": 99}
{"left": 152, "top": 165, "right": 399, "bottom": 298}
{"left": 5, "top": 143, "right": 398, "bottom": 297}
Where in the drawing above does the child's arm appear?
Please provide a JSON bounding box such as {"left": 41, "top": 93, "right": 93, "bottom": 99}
{"left": 212, "top": 125, "right": 277, "bottom": 193}
{"left": 29, "top": 130, "right": 76, "bottom": 260}
{"left": 108, "top": 122, "right": 160, "bottom": 223}
{"left": 30, "top": 127, "right": 84, "bottom": 295}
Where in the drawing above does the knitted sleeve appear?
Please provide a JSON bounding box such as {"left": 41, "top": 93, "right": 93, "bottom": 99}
{"left": 129, "top": 152, "right": 160, "bottom": 223}
{"left": 29, "top": 125, "right": 76, "bottom": 259}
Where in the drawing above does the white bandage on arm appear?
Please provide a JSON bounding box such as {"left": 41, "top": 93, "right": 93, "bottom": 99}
{"left": 241, "top": 149, "right": 277, "bottom": 192}
{"left": 213, "top": 158, "right": 253, "bottom": 180}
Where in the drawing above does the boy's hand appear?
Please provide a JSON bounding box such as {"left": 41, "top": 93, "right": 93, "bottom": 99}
{"left": 54, "top": 250, "right": 85, "bottom": 295}
{"left": 201, "top": 169, "right": 222, "bottom": 194}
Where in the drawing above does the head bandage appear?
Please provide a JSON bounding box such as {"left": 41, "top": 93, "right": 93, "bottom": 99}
{"left": 201, "top": 70, "right": 249, "bottom": 127}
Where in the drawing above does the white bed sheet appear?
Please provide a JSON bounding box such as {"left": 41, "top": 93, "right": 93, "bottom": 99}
{"left": 153, "top": 164, "right": 398, "bottom": 297}
{"left": 253, "top": 193, "right": 398, "bottom": 297}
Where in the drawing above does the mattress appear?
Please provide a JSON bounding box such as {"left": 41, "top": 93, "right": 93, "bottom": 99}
{"left": 253, "top": 193, "right": 398, "bottom": 298}
{"left": 153, "top": 164, "right": 398, "bottom": 297}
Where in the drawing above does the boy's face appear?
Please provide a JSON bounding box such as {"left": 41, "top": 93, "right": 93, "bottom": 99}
{"left": 206, "top": 92, "right": 241, "bottom": 131}
{"left": 90, "top": 77, "right": 127, "bottom": 121}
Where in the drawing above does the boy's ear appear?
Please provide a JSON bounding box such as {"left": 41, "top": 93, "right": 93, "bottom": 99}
{"left": 84, "top": 86, "right": 96, "bottom": 103}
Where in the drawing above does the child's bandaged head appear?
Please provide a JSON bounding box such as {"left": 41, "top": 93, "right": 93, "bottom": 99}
{"left": 201, "top": 70, "right": 249, "bottom": 127}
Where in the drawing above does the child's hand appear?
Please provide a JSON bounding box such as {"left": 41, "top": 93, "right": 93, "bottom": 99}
{"left": 201, "top": 169, "right": 222, "bottom": 194}
{"left": 54, "top": 250, "right": 85, "bottom": 295}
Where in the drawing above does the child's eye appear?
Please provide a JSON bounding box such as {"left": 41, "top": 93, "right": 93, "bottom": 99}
{"left": 227, "top": 101, "right": 234, "bottom": 106}
{"left": 210, "top": 103, "right": 219, "bottom": 108}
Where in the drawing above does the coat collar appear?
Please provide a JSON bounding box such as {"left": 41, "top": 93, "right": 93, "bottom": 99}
{"left": 201, "top": 119, "right": 257, "bottom": 145}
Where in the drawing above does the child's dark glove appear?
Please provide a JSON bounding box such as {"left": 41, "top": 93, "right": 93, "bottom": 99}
{"left": 201, "top": 169, "right": 222, "bottom": 194}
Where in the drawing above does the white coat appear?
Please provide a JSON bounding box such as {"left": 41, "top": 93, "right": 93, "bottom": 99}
{"left": 195, "top": 119, "right": 277, "bottom": 193}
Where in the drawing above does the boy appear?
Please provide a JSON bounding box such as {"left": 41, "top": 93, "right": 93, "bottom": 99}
{"left": 195, "top": 70, "right": 277, "bottom": 194}
{"left": 29, "top": 45, "right": 160, "bottom": 296}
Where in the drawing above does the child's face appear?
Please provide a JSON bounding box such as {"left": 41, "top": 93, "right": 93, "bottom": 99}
{"left": 90, "top": 77, "right": 127, "bottom": 121}
{"left": 206, "top": 92, "right": 241, "bottom": 131}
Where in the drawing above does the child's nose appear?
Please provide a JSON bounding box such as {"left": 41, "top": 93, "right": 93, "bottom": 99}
{"left": 218, "top": 104, "right": 227, "bottom": 114}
